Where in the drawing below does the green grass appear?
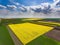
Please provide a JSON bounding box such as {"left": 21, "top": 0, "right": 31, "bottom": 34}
{"left": 0, "top": 25, "right": 14, "bottom": 45}
{"left": 27, "top": 35, "right": 60, "bottom": 45}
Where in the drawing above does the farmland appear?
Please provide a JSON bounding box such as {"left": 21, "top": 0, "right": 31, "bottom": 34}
{"left": 0, "top": 18, "right": 60, "bottom": 45}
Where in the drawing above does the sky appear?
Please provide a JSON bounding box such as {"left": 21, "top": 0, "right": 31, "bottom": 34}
{"left": 0, "top": 0, "right": 53, "bottom": 6}
{"left": 0, "top": 0, "right": 60, "bottom": 18}
{"left": 0, "top": 0, "right": 60, "bottom": 11}
{"left": 0, "top": 0, "right": 60, "bottom": 10}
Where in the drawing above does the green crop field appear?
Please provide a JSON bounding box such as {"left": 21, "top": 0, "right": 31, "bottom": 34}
{"left": 27, "top": 35, "right": 60, "bottom": 45}
{"left": 0, "top": 25, "right": 14, "bottom": 45}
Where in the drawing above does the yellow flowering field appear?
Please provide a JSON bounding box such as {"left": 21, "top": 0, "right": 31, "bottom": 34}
{"left": 8, "top": 23, "right": 53, "bottom": 45}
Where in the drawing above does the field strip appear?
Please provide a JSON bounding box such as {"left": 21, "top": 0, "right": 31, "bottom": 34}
{"left": 8, "top": 23, "right": 53, "bottom": 45}
{"left": 30, "top": 21, "right": 60, "bottom": 27}
{"left": 37, "top": 21, "right": 60, "bottom": 25}
{"left": 23, "top": 18, "right": 43, "bottom": 20}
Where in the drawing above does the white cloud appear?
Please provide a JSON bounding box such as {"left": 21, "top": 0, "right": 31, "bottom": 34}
{"left": 15, "top": 2, "right": 20, "bottom": 5}
{"left": 41, "top": 2, "right": 50, "bottom": 7}
{"left": 0, "top": 5, "right": 7, "bottom": 8}
{"left": 41, "top": 2, "right": 51, "bottom": 9}
{"left": 7, "top": 5, "right": 17, "bottom": 9}
{"left": 19, "top": 7, "right": 26, "bottom": 11}
{"left": 53, "top": 0, "right": 60, "bottom": 7}
{"left": 9, "top": 0, "right": 20, "bottom": 5}
{"left": 53, "top": 0, "right": 58, "bottom": 2}
{"left": 7, "top": 5, "right": 17, "bottom": 11}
